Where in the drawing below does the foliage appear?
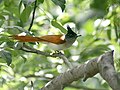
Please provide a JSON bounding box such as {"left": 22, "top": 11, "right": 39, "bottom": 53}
{"left": 0, "top": 0, "right": 120, "bottom": 90}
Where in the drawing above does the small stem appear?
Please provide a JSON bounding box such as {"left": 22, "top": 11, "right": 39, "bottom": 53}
{"left": 114, "top": 22, "right": 118, "bottom": 41}
{"left": 28, "top": 0, "right": 37, "bottom": 31}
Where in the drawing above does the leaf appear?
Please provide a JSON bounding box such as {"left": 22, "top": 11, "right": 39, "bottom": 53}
{"left": 51, "top": 20, "right": 67, "bottom": 33}
{"left": 51, "top": 0, "right": 66, "bottom": 12}
{"left": 20, "top": 5, "right": 32, "bottom": 23}
{"left": 107, "top": 29, "right": 111, "bottom": 40}
{"left": 37, "top": 0, "right": 44, "bottom": 4}
{"left": 22, "top": 0, "right": 44, "bottom": 6}
{"left": 0, "top": 34, "right": 11, "bottom": 42}
{"left": 90, "top": 0, "right": 108, "bottom": 13}
{"left": 22, "top": 0, "right": 35, "bottom": 5}
{"left": 81, "top": 44, "right": 110, "bottom": 61}
{"left": 0, "top": 50, "right": 12, "bottom": 66}
{"left": 6, "top": 41, "right": 15, "bottom": 48}
{"left": 0, "top": 15, "right": 5, "bottom": 26}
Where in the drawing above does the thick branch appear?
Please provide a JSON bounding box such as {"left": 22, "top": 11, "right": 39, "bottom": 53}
{"left": 98, "top": 51, "right": 120, "bottom": 90}
{"left": 40, "top": 58, "right": 98, "bottom": 90}
{"left": 40, "top": 51, "right": 120, "bottom": 90}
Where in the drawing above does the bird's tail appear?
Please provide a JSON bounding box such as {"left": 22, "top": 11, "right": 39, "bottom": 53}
{"left": 10, "top": 35, "right": 44, "bottom": 42}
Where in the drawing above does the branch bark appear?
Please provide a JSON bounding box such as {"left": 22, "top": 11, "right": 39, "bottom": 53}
{"left": 40, "top": 50, "right": 120, "bottom": 90}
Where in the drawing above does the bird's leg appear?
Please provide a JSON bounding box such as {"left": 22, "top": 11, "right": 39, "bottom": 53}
{"left": 52, "top": 50, "right": 64, "bottom": 56}
{"left": 55, "top": 50, "right": 64, "bottom": 54}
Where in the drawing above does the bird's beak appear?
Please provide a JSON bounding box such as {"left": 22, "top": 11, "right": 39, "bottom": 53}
{"left": 77, "top": 34, "right": 82, "bottom": 37}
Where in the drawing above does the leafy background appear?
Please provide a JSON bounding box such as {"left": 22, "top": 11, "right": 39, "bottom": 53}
{"left": 0, "top": 0, "right": 120, "bottom": 90}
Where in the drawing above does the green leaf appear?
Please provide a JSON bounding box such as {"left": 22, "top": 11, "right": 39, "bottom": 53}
{"left": 51, "top": 0, "right": 66, "bottom": 12}
{"left": 20, "top": 5, "right": 32, "bottom": 23}
{"left": 4, "top": 0, "right": 10, "bottom": 7}
{"left": 0, "top": 50, "right": 12, "bottom": 66}
{"left": 22, "top": 0, "right": 34, "bottom": 5}
{"left": 6, "top": 41, "right": 15, "bottom": 48}
{"left": 22, "top": 0, "right": 44, "bottom": 6}
{"left": 0, "top": 15, "right": 5, "bottom": 26}
{"left": 0, "top": 34, "right": 11, "bottom": 42}
{"left": 90, "top": 0, "right": 108, "bottom": 13}
{"left": 51, "top": 20, "right": 67, "bottom": 33}
{"left": 37, "top": 0, "right": 44, "bottom": 4}
{"left": 81, "top": 44, "right": 110, "bottom": 60}
{"left": 0, "top": 36, "right": 8, "bottom": 42}
{"left": 107, "top": 29, "right": 111, "bottom": 40}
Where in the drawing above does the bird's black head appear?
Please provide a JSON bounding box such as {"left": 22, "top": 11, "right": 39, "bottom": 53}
{"left": 65, "top": 25, "right": 81, "bottom": 38}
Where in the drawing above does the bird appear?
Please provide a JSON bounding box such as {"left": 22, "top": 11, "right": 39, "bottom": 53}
{"left": 11, "top": 25, "right": 81, "bottom": 50}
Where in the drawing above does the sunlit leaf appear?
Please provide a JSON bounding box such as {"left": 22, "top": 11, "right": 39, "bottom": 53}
{"left": 51, "top": 20, "right": 67, "bottom": 33}
{"left": 20, "top": 5, "right": 32, "bottom": 23}
{"left": 51, "top": 0, "right": 66, "bottom": 12}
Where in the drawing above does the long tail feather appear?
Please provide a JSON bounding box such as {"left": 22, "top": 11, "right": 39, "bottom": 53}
{"left": 10, "top": 35, "right": 44, "bottom": 42}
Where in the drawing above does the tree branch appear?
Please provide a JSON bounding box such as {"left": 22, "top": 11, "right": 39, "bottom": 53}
{"left": 98, "top": 51, "right": 120, "bottom": 90}
{"left": 40, "top": 50, "right": 120, "bottom": 90}
{"left": 20, "top": 44, "right": 73, "bottom": 68}
{"left": 28, "top": 0, "right": 37, "bottom": 31}
{"left": 18, "top": 44, "right": 120, "bottom": 90}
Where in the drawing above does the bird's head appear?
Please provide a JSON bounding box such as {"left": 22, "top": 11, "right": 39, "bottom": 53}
{"left": 65, "top": 25, "right": 81, "bottom": 39}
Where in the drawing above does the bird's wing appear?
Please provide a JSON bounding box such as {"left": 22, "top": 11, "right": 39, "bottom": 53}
{"left": 39, "top": 35, "right": 66, "bottom": 44}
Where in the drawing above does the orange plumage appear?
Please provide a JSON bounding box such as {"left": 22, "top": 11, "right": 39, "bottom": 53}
{"left": 11, "top": 35, "right": 66, "bottom": 44}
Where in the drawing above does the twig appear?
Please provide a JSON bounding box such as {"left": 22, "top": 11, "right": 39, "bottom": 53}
{"left": 31, "top": 81, "right": 34, "bottom": 90}
{"left": 21, "top": 44, "right": 53, "bottom": 57}
{"left": 28, "top": 0, "right": 37, "bottom": 31}
{"left": 20, "top": 44, "right": 72, "bottom": 68}
{"left": 114, "top": 22, "right": 118, "bottom": 40}
{"left": 58, "top": 53, "right": 73, "bottom": 69}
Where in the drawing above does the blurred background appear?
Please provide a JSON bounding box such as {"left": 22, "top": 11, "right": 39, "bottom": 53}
{"left": 0, "top": 0, "right": 120, "bottom": 90}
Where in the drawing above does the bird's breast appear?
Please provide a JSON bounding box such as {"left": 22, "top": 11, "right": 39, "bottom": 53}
{"left": 47, "top": 40, "right": 75, "bottom": 50}
{"left": 47, "top": 43, "right": 66, "bottom": 50}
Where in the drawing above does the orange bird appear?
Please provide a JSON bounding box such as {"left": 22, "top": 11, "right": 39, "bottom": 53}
{"left": 11, "top": 26, "right": 81, "bottom": 50}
